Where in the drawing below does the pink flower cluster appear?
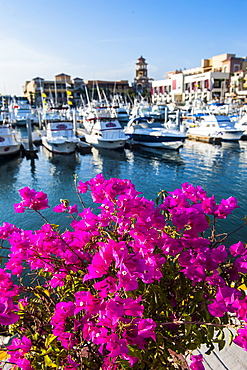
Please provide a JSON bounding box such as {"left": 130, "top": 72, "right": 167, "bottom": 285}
{"left": 0, "top": 174, "right": 246, "bottom": 370}
{"left": 8, "top": 336, "right": 32, "bottom": 370}
{"left": 14, "top": 187, "right": 49, "bottom": 213}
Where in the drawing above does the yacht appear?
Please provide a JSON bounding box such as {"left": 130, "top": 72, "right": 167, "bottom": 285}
{"left": 0, "top": 123, "right": 22, "bottom": 157}
{"left": 234, "top": 113, "right": 247, "bottom": 140}
{"left": 10, "top": 101, "right": 34, "bottom": 126}
{"left": 41, "top": 121, "right": 79, "bottom": 154}
{"left": 83, "top": 107, "right": 129, "bottom": 150}
{"left": 124, "top": 117, "right": 186, "bottom": 150}
{"left": 187, "top": 114, "right": 244, "bottom": 143}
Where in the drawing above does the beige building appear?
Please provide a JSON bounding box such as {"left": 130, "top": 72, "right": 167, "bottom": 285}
{"left": 151, "top": 53, "right": 247, "bottom": 104}
{"left": 23, "top": 74, "right": 131, "bottom": 107}
{"left": 23, "top": 74, "right": 84, "bottom": 107}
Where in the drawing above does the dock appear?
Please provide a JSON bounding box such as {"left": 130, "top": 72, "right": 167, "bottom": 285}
{"left": 186, "top": 134, "right": 221, "bottom": 145}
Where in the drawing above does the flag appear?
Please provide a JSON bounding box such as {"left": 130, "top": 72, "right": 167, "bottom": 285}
{"left": 68, "top": 100, "right": 73, "bottom": 105}
{"left": 42, "top": 93, "right": 47, "bottom": 97}
{"left": 66, "top": 83, "right": 71, "bottom": 88}
{"left": 67, "top": 91, "right": 72, "bottom": 96}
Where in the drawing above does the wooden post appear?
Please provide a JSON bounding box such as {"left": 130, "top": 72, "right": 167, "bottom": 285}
{"left": 26, "top": 116, "right": 33, "bottom": 150}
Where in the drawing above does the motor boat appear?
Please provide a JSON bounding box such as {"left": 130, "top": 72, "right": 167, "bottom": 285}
{"left": 234, "top": 113, "right": 247, "bottom": 140}
{"left": 10, "top": 101, "right": 34, "bottom": 126}
{"left": 0, "top": 123, "right": 22, "bottom": 157}
{"left": 124, "top": 117, "right": 186, "bottom": 150}
{"left": 186, "top": 114, "right": 244, "bottom": 143}
{"left": 83, "top": 107, "right": 129, "bottom": 150}
{"left": 41, "top": 121, "right": 79, "bottom": 154}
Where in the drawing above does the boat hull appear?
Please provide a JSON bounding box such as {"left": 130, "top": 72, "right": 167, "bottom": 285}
{"left": 221, "top": 131, "right": 244, "bottom": 141}
{"left": 84, "top": 134, "right": 127, "bottom": 150}
{"left": 126, "top": 130, "right": 185, "bottom": 150}
{"left": 0, "top": 144, "right": 22, "bottom": 157}
{"left": 128, "top": 136, "right": 184, "bottom": 150}
{"left": 187, "top": 129, "right": 243, "bottom": 142}
{"left": 42, "top": 137, "right": 78, "bottom": 154}
{"left": 186, "top": 115, "right": 244, "bottom": 142}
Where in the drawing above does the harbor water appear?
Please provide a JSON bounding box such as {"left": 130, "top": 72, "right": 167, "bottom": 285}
{"left": 0, "top": 138, "right": 247, "bottom": 247}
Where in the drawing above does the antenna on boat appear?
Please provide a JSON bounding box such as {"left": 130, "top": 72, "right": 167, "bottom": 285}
{"left": 80, "top": 95, "right": 85, "bottom": 107}
{"left": 91, "top": 81, "right": 95, "bottom": 102}
{"left": 101, "top": 89, "right": 113, "bottom": 116}
{"left": 85, "top": 85, "right": 91, "bottom": 108}
{"left": 96, "top": 81, "right": 102, "bottom": 103}
{"left": 127, "top": 94, "right": 133, "bottom": 106}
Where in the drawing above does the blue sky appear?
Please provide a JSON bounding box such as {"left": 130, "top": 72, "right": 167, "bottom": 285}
{"left": 0, "top": 0, "right": 246, "bottom": 96}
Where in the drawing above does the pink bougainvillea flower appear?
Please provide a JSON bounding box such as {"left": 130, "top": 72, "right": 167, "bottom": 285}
{"left": 0, "top": 297, "right": 19, "bottom": 325}
{"left": 230, "top": 241, "right": 247, "bottom": 257}
{"left": 77, "top": 180, "right": 88, "bottom": 194}
{"left": 213, "top": 196, "right": 239, "bottom": 219}
{"left": 190, "top": 354, "right": 205, "bottom": 370}
{"left": 0, "top": 222, "right": 19, "bottom": 239}
{"left": 233, "top": 326, "right": 247, "bottom": 350}
{"left": 14, "top": 187, "right": 49, "bottom": 212}
{"left": 137, "top": 318, "right": 156, "bottom": 341}
{"left": 8, "top": 335, "right": 33, "bottom": 370}
{"left": 1, "top": 175, "right": 246, "bottom": 369}
{"left": 63, "top": 354, "right": 79, "bottom": 369}
{"left": 53, "top": 203, "right": 78, "bottom": 214}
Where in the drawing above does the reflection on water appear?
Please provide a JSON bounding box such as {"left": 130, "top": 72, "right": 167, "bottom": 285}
{"left": 221, "top": 141, "right": 241, "bottom": 151}
{"left": 42, "top": 146, "right": 81, "bottom": 182}
{"left": 0, "top": 155, "right": 23, "bottom": 191}
{"left": 92, "top": 147, "right": 127, "bottom": 161}
{"left": 42, "top": 146, "right": 80, "bottom": 167}
{"left": 136, "top": 146, "right": 184, "bottom": 166}
{"left": 42, "top": 146, "right": 82, "bottom": 202}
{"left": 0, "top": 155, "right": 24, "bottom": 227}
{"left": 91, "top": 147, "right": 127, "bottom": 179}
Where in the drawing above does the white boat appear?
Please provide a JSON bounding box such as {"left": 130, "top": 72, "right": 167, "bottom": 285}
{"left": 0, "top": 124, "right": 22, "bottom": 157}
{"left": 10, "top": 101, "right": 34, "bottom": 126}
{"left": 41, "top": 121, "right": 79, "bottom": 154}
{"left": 187, "top": 114, "right": 244, "bottom": 143}
{"left": 83, "top": 108, "right": 129, "bottom": 150}
{"left": 234, "top": 113, "right": 247, "bottom": 140}
{"left": 114, "top": 106, "right": 130, "bottom": 124}
{"left": 124, "top": 117, "right": 186, "bottom": 150}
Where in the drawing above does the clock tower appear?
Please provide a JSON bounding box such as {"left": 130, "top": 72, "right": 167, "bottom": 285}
{"left": 134, "top": 56, "right": 150, "bottom": 93}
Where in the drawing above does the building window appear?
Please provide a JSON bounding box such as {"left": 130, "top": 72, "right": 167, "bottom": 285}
{"left": 214, "top": 79, "right": 221, "bottom": 88}
{"left": 234, "top": 64, "right": 240, "bottom": 72}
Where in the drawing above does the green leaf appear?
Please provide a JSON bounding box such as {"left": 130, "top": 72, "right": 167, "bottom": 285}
{"left": 127, "top": 345, "right": 142, "bottom": 360}
{"left": 207, "top": 325, "right": 214, "bottom": 341}
{"left": 218, "top": 340, "right": 226, "bottom": 351}
{"left": 217, "top": 330, "right": 225, "bottom": 341}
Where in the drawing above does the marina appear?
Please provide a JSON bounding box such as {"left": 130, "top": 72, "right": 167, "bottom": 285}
{"left": 1, "top": 0, "right": 247, "bottom": 367}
